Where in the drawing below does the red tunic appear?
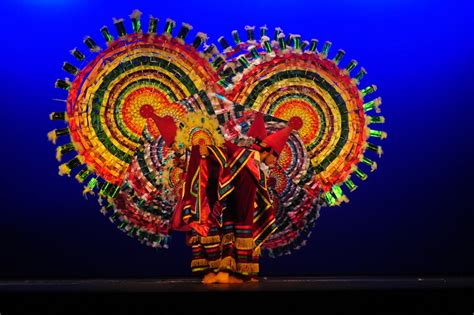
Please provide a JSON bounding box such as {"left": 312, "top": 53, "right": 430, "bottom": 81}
{"left": 180, "top": 142, "right": 277, "bottom": 276}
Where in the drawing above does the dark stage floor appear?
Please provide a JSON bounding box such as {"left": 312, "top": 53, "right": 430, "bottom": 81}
{"left": 1, "top": 277, "right": 473, "bottom": 314}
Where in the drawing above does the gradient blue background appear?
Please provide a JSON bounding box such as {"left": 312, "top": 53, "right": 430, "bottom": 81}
{"left": 1, "top": 0, "right": 473, "bottom": 278}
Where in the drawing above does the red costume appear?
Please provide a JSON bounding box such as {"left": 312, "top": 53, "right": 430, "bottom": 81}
{"left": 181, "top": 141, "right": 277, "bottom": 277}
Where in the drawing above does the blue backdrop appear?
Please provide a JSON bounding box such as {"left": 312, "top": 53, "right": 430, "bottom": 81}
{"left": 1, "top": 0, "right": 473, "bottom": 278}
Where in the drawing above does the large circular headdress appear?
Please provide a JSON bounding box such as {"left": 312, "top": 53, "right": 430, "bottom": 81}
{"left": 213, "top": 26, "right": 387, "bottom": 206}
{"left": 49, "top": 10, "right": 222, "bottom": 198}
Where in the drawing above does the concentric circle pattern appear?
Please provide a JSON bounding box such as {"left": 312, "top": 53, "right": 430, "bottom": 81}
{"left": 213, "top": 27, "right": 385, "bottom": 207}
{"left": 66, "top": 33, "right": 220, "bottom": 185}
{"left": 226, "top": 53, "right": 366, "bottom": 193}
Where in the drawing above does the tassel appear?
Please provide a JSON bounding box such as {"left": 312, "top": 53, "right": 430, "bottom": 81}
{"left": 237, "top": 55, "right": 251, "bottom": 68}
{"left": 129, "top": 9, "right": 143, "bottom": 33}
{"left": 368, "top": 128, "right": 387, "bottom": 139}
{"left": 363, "top": 97, "right": 382, "bottom": 113}
{"left": 354, "top": 67, "right": 367, "bottom": 85}
{"left": 277, "top": 33, "right": 286, "bottom": 50}
{"left": 343, "top": 177, "right": 358, "bottom": 192}
{"left": 244, "top": 25, "right": 255, "bottom": 42}
{"left": 47, "top": 130, "right": 58, "bottom": 144}
{"left": 248, "top": 45, "right": 260, "bottom": 59}
{"left": 70, "top": 48, "right": 85, "bottom": 61}
{"left": 324, "top": 191, "right": 336, "bottom": 206}
{"left": 354, "top": 167, "right": 368, "bottom": 181}
{"left": 361, "top": 156, "right": 378, "bottom": 172}
{"left": 366, "top": 142, "right": 383, "bottom": 157}
{"left": 231, "top": 30, "right": 241, "bottom": 44}
{"left": 54, "top": 79, "right": 70, "bottom": 90}
{"left": 82, "top": 186, "right": 95, "bottom": 197}
{"left": 177, "top": 22, "right": 193, "bottom": 41}
{"left": 218, "top": 36, "right": 231, "bottom": 51}
{"left": 202, "top": 44, "right": 218, "bottom": 58}
{"left": 83, "top": 36, "right": 101, "bottom": 52}
{"left": 100, "top": 182, "right": 120, "bottom": 198}
{"left": 85, "top": 177, "right": 99, "bottom": 193}
{"left": 260, "top": 25, "right": 268, "bottom": 38}
{"left": 366, "top": 115, "right": 385, "bottom": 124}
{"left": 58, "top": 155, "right": 84, "bottom": 176}
{"left": 192, "top": 32, "right": 207, "bottom": 49}
{"left": 100, "top": 203, "right": 113, "bottom": 215}
{"left": 301, "top": 40, "right": 309, "bottom": 51}
{"left": 47, "top": 128, "right": 69, "bottom": 144}
{"left": 100, "top": 26, "right": 114, "bottom": 43}
{"left": 58, "top": 163, "right": 71, "bottom": 176}
{"left": 261, "top": 36, "right": 273, "bottom": 53}
{"left": 211, "top": 55, "right": 225, "bottom": 70}
{"left": 127, "top": 226, "right": 138, "bottom": 237}
{"left": 361, "top": 84, "right": 377, "bottom": 97}
{"left": 290, "top": 34, "right": 301, "bottom": 50}
{"left": 333, "top": 49, "right": 345, "bottom": 65}
{"left": 109, "top": 212, "right": 120, "bottom": 223}
{"left": 56, "top": 143, "right": 75, "bottom": 161}
{"left": 163, "top": 18, "right": 176, "bottom": 36}
{"left": 113, "top": 18, "right": 127, "bottom": 37}
{"left": 309, "top": 39, "right": 319, "bottom": 53}
{"left": 369, "top": 128, "right": 387, "bottom": 139}
{"left": 75, "top": 166, "right": 93, "bottom": 183}
{"left": 345, "top": 59, "right": 358, "bottom": 74}
{"left": 218, "top": 78, "right": 232, "bottom": 88}
{"left": 273, "top": 27, "right": 283, "bottom": 42}
{"left": 148, "top": 16, "right": 159, "bottom": 34}
{"left": 321, "top": 41, "right": 332, "bottom": 58}
{"left": 285, "top": 33, "right": 292, "bottom": 46}
{"left": 331, "top": 184, "right": 343, "bottom": 199}
{"left": 62, "top": 62, "right": 79, "bottom": 76}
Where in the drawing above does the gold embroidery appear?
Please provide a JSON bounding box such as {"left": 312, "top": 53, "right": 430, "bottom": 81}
{"left": 218, "top": 256, "right": 237, "bottom": 272}
{"left": 190, "top": 259, "right": 209, "bottom": 268}
{"left": 237, "top": 263, "right": 259, "bottom": 275}
{"left": 199, "top": 235, "right": 221, "bottom": 244}
{"left": 235, "top": 237, "right": 256, "bottom": 250}
{"left": 221, "top": 233, "right": 235, "bottom": 245}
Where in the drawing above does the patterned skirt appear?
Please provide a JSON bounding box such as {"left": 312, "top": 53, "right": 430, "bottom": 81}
{"left": 187, "top": 168, "right": 262, "bottom": 277}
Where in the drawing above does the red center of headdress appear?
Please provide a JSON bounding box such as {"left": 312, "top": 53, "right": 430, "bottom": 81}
{"left": 139, "top": 104, "right": 155, "bottom": 118}
{"left": 289, "top": 116, "right": 303, "bottom": 130}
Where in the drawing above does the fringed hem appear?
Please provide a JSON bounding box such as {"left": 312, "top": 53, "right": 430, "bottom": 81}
{"left": 201, "top": 235, "right": 221, "bottom": 244}
{"left": 222, "top": 232, "right": 235, "bottom": 245}
{"left": 191, "top": 258, "right": 209, "bottom": 268}
{"left": 235, "top": 237, "right": 256, "bottom": 250}
{"left": 188, "top": 234, "right": 221, "bottom": 245}
{"left": 218, "top": 256, "right": 237, "bottom": 271}
{"left": 237, "top": 263, "right": 259, "bottom": 276}
{"left": 190, "top": 256, "right": 238, "bottom": 274}
{"left": 191, "top": 261, "right": 259, "bottom": 276}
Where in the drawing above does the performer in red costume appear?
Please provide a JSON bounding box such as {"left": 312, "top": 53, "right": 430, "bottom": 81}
{"left": 144, "top": 108, "right": 296, "bottom": 284}
{"left": 181, "top": 112, "right": 295, "bottom": 284}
